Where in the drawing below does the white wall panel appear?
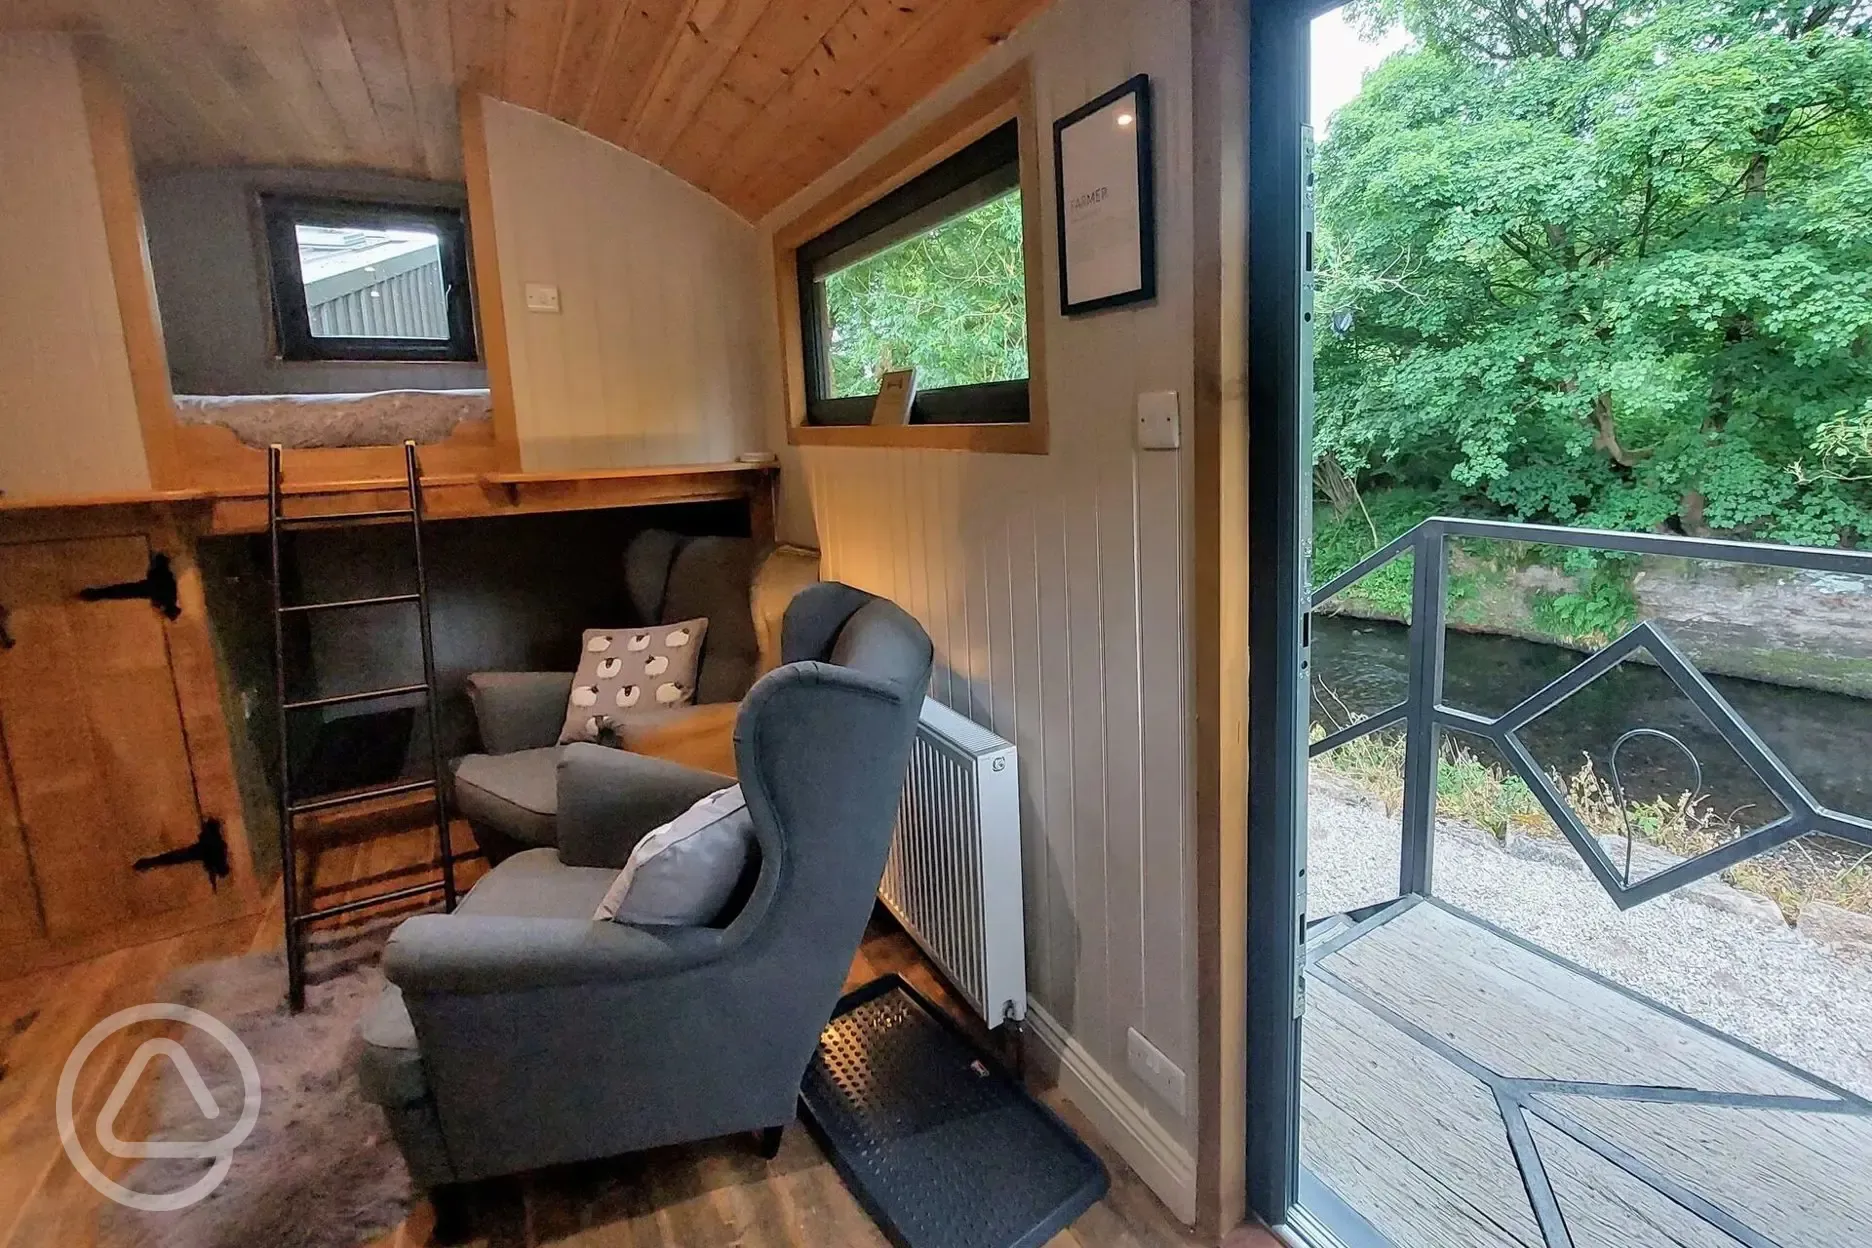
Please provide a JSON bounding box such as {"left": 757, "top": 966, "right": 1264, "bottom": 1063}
{"left": 761, "top": 0, "right": 1200, "bottom": 1162}
{"left": 481, "top": 100, "right": 767, "bottom": 471}
{"left": 0, "top": 34, "right": 150, "bottom": 499}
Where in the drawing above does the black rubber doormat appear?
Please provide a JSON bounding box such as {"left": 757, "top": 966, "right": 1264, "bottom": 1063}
{"left": 800, "top": 975, "right": 1109, "bottom": 1248}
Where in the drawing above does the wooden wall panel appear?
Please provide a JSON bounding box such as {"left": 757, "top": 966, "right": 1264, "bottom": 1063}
{"left": 775, "top": 0, "right": 1200, "bottom": 1215}
{"left": 479, "top": 98, "right": 769, "bottom": 472}
{"left": 0, "top": 34, "right": 151, "bottom": 501}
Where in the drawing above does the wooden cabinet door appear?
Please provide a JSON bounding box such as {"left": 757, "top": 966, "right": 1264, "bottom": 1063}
{"left": 0, "top": 535, "right": 213, "bottom": 947}
{"left": 0, "top": 732, "right": 38, "bottom": 953}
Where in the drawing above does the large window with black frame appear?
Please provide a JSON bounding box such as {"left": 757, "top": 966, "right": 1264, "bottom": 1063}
{"left": 795, "top": 120, "right": 1030, "bottom": 426}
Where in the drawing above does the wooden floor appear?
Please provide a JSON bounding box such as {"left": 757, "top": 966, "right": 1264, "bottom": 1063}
{"left": 0, "top": 816, "right": 1269, "bottom": 1248}
{"left": 1301, "top": 896, "right": 1872, "bottom": 1248}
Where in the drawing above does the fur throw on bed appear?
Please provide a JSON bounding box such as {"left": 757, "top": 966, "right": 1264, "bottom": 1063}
{"left": 174, "top": 389, "right": 491, "bottom": 449}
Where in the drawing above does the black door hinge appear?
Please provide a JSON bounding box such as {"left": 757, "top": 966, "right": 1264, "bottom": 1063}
{"left": 134, "top": 818, "right": 231, "bottom": 890}
{"left": 78, "top": 552, "right": 180, "bottom": 620}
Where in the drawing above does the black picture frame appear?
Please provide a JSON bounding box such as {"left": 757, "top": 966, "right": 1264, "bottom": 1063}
{"left": 1052, "top": 73, "right": 1156, "bottom": 316}
{"left": 259, "top": 194, "right": 479, "bottom": 364}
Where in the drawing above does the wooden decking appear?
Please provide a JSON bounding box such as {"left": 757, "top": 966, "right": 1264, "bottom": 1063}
{"left": 1301, "top": 896, "right": 1872, "bottom": 1248}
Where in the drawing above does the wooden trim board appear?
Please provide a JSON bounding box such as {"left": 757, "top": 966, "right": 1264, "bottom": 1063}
{"left": 74, "top": 43, "right": 183, "bottom": 491}
{"left": 1190, "top": 0, "right": 1251, "bottom": 1237}
{"left": 1027, "top": 1002, "right": 1199, "bottom": 1225}
{"left": 459, "top": 89, "right": 522, "bottom": 471}
{"left": 772, "top": 64, "right": 1049, "bottom": 455}
{"left": 0, "top": 463, "right": 776, "bottom": 537}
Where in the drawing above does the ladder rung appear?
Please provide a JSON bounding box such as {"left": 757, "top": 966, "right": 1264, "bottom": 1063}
{"left": 284, "top": 682, "right": 428, "bottom": 712}
{"left": 295, "top": 880, "right": 448, "bottom": 925}
{"left": 289, "top": 777, "right": 437, "bottom": 816}
{"left": 278, "top": 508, "right": 415, "bottom": 528}
{"left": 279, "top": 592, "right": 421, "bottom": 615}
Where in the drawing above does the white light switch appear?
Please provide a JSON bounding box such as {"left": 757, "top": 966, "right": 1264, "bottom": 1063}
{"left": 524, "top": 283, "right": 561, "bottom": 313}
{"left": 1136, "top": 390, "right": 1180, "bottom": 450}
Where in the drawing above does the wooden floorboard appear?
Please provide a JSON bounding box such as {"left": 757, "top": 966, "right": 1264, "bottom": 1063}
{"left": 0, "top": 825, "right": 1251, "bottom": 1248}
{"left": 1302, "top": 899, "right": 1872, "bottom": 1248}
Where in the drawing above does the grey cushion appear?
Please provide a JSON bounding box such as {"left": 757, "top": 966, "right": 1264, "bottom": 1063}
{"left": 456, "top": 847, "right": 620, "bottom": 920}
{"left": 357, "top": 983, "right": 426, "bottom": 1106}
{"left": 452, "top": 746, "right": 561, "bottom": 847}
{"left": 595, "top": 785, "right": 753, "bottom": 925}
{"left": 559, "top": 620, "right": 709, "bottom": 745}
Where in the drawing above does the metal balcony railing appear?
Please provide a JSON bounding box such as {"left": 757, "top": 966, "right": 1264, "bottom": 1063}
{"left": 1309, "top": 517, "right": 1872, "bottom": 908}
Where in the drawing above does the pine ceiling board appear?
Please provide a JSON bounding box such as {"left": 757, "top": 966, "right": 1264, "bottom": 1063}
{"left": 609, "top": 0, "right": 705, "bottom": 151}
{"left": 448, "top": 0, "right": 506, "bottom": 93}
{"left": 103, "top": 12, "right": 278, "bottom": 167}
{"left": 621, "top": 0, "right": 773, "bottom": 163}
{"left": 499, "top": 0, "right": 570, "bottom": 113}
{"left": 208, "top": 0, "right": 354, "bottom": 167}
{"left": 334, "top": 0, "right": 426, "bottom": 172}
{"left": 296, "top": 0, "right": 403, "bottom": 171}
{"left": 578, "top": 0, "right": 690, "bottom": 145}
{"left": 541, "top": 0, "right": 629, "bottom": 124}
{"left": 735, "top": 0, "right": 1037, "bottom": 218}
{"left": 656, "top": 0, "right": 854, "bottom": 191}
{"left": 393, "top": 0, "right": 460, "bottom": 178}
{"left": 700, "top": 0, "right": 933, "bottom": 210}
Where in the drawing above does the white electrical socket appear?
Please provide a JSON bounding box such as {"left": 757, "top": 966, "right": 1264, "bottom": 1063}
{"left": 1136, "top": 390, "right": 1180, "bottom": 450}
{"left": 1126, "top": 1027, "right": 1187, "bottom": 1114}
{"left": 524, "top": 282, "right": 561, "bottom": 313}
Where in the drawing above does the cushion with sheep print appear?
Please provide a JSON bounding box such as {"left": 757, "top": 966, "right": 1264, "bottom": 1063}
{"left": 558, "top": 618, "right": 709, "bottom": 746}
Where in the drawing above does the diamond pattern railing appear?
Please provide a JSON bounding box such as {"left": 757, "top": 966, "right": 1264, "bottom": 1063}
{"left": 1309, "top": 518, "right": 1872, "bottom": 908}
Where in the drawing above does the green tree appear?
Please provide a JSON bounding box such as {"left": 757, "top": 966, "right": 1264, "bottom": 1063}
{"left": 1316, "top": 0, "right": 1872, "bottom": 546}
{"left": 823, "top": 190, "right": 1029, "bottom": 397}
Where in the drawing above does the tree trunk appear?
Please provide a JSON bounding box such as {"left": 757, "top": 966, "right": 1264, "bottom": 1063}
{"left": 1680, "top": 489, "right": 1712, "bottom": 538}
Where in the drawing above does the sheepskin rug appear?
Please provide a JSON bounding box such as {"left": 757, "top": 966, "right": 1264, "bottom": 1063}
{"left": 98, "top": 920, "right": 415, "bottom": 1248}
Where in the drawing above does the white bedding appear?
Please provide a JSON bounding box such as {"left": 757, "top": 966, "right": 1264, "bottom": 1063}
{"left": 174, "top": 389, "right": 493, "bottom": 449}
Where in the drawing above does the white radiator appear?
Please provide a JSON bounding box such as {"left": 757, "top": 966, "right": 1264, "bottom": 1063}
{"left": 880, "top": 696, "right": 1027, "bottom": 1028}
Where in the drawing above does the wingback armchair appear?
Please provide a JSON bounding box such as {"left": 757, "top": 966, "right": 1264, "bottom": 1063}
{"left": 356, "top": 583, "right": 933, "bottom": 1197}
{"left": 451, "top": 532, "right": 819, "bottom": 859}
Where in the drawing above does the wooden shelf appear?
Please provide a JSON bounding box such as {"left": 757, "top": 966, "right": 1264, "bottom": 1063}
{"left": 0, "top": 462, "right": 777, "bottom": 538}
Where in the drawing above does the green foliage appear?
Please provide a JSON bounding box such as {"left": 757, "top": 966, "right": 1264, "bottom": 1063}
{"left": 1530, "top": 574, "right": 1641, "bottom": 643}
{"left": 1315, "top": 0, "right": 1872, "bottom": 548}
{"left": 823, "top": 191, "right": 1028, "bottom": 397}
{"left": 1312, "top": 487, "right": 1444, "bottom": 615}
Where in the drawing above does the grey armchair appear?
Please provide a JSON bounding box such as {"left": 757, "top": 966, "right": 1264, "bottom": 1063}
{"left": 451, "top": 530, "right": 775, "bottom": 859}
{"left": 356, "top": 583, "right": 933, "bottom": 1199}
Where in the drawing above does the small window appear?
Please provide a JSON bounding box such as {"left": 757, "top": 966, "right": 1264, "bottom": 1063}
{"left": 260, "top": 195, "right": 477, "bottom": 364}
{"left": 797, "top": 121, "right": 1030, "bottom": 426}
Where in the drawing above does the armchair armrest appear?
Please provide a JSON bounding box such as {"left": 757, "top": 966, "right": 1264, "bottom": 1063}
{"left": 556, "top": 743, "right": 733, "bottom": 868}
{"left": 383, "top": 914, "right": 727, "bottom": 994}
{"left": 465, "top": 672, "right": 573, "bottom": 754}
{"left": 612, "top": 702, "right": 741, "bottom": 776}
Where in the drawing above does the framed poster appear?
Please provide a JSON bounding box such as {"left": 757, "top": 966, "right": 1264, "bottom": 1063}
{"left": 1053, "top": 74, "right": 1155, "bottom": 315}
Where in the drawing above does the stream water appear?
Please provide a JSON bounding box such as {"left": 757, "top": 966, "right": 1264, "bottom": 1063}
{"left": 1311, "top": 613, "right": 1872, "bottom": 826}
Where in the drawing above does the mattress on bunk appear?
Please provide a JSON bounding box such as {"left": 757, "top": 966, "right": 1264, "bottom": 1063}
{"left": 174, "top": 389, "right": 493, "bottom": 450}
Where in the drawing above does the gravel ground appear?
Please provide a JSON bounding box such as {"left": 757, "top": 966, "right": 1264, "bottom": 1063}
{"left": 1308, "top": 774, "right": 1872, "bottom": 1099}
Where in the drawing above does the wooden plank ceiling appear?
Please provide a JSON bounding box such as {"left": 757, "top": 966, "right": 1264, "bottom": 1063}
{"left": 1, "top": 0, "right": 1050, "bottom": 221}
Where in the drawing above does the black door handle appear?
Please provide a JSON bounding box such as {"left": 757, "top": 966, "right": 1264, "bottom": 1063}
{"left": 0, "top": 603, "right": 12, "bottom": 649}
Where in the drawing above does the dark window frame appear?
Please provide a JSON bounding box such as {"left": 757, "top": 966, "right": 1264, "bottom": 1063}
{"left": 796, "top": 120, "right": 1031, "bottom": 427}
{"left": 260, "top": 194, "right": 479, "bottom": 364}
